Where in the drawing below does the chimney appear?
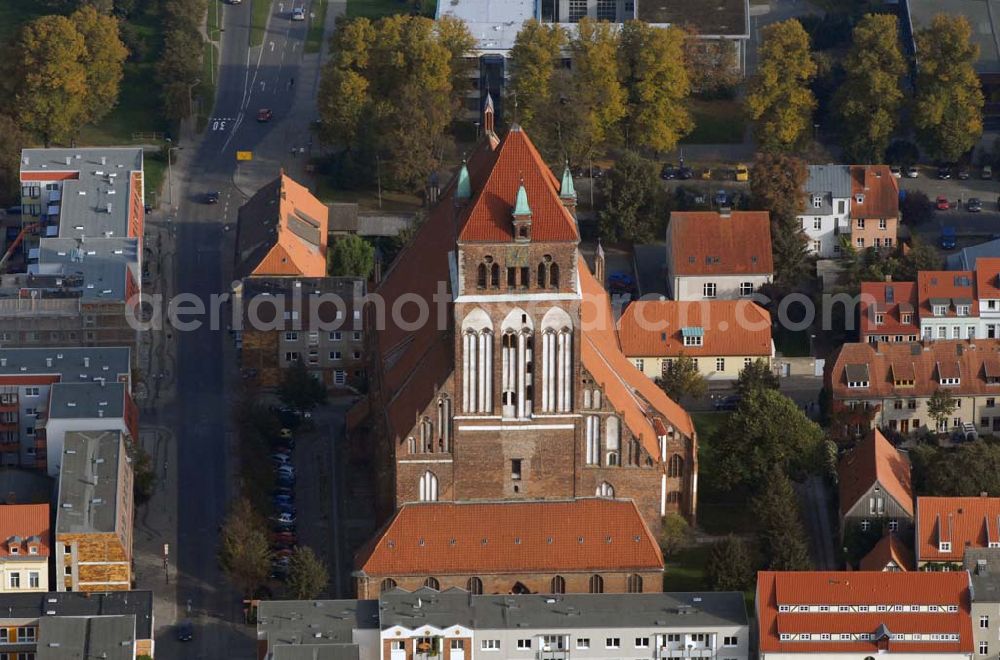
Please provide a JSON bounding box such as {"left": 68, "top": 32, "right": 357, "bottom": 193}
{"left": 65, "top": 156, "right": 71, "bottom": 166}
{"left": 83, "top": 357, "right": 90, "bottom": 368}
{"left": 595, "top": 240, "right": 606, "bottom": 286}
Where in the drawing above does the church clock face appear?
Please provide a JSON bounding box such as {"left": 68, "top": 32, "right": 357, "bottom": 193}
{"left": 507, "top": 246, "right": 529, "bottom": 266}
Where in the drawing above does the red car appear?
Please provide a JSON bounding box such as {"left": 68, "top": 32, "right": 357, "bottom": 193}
{"left": 936, "top": 195, "right": 950, "bottom": 210}
{"left": 257, "top": 108, "right": 273, "bottom": 122}
{"left": 272, "top": 532, "right": 297, "bottom": 544}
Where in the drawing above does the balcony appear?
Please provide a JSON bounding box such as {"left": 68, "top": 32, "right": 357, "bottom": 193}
{"left": 659, "top": 648, "right": 714, "bottom": 659}
{"left": 537, "top": 651, "right": 569, "bottom": 660}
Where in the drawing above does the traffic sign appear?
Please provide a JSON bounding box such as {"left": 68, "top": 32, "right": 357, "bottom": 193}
{"left": 236, "top": 151, "right": 253, "bottom": 161}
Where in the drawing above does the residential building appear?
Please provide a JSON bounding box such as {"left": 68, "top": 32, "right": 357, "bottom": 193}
{"left": 0, "top": 590, "right": 153, "bottom": 658}
{"left": 849, "top": 165, "right": 899, "bottom": 251}
{"left": 756, "top": 571, "right": 973, "bottom": 660}
{"left": 12, "top": 148, "right": 144, "bottom": 351}
{"left": 353, "top": 499, "right": 663, "bottom": 599}
{"left": 617, "top": 300, "right": 773, "bottom": 381}
{"left": 916, "top": 496, "right": 1000, "bottom": 568}
{"left": 0, "top": 503, "right": 50, "bottom": 593}
{"left": 838, "top": 429, "right": 914, "bottom": 536}
{"left": 257, "top": 589, "right": 749, "bottom": 660}
{"left": 826, "top": 340, "right": 1000, "bottom": 436}
{"left": 237, "top": 276, "right": 367, "bottom": 388}
{"left": 859, "top": 533, "right": 913, "bottom": 571}
{"left": 665, "top": 211, "right": 773, "bottom": 301}
{"left": 860, "top": 281, "right": 919, "bottom": 344}
{"left": 55, "top": 431, "right": 133, "bottom": 592}
{"left": 977, "top": 258, "right": 1000, "bottom": 340}
{"left": 919, "top": 271, "right": 979, "bottom": 341}
{"left": 964, "top": 549, "right": 1000, "bottom": 660}
{"left": 798, "top": 164, "right": 851, "bottom": 258}
{"left": 0, "top": 346, "right": 134, "bottom": 472}
{"left": 234, "top": 172, "right": 329, "bottom": 279}
{"left": 349, "top": 113, "right": 697, "bottom": 540}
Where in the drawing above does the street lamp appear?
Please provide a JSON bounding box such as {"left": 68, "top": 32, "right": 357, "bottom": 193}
{"left": 165, "top": 138, "right": 183, "bottom": 210}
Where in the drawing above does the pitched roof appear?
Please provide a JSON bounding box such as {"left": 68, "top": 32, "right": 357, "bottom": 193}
{"left": 579, "top": 258, "right": 694, "bottom": 442}
{"left": 0, "top": 503, "right": 50, "bottom": 558}
{"left": 756, "top": 571, "right": 972, "bottom": 654}
{"left": 859, "top": 281, "right": 918, "bottom": 339}
{"left": 617, "top": 300, "right": 772, "bottom": 358}
{"left": 859, "top": 533, "right": 913, "bottom": 571}
{"left": 235, "top": 173, "right": 329, "bottom": 279}
{"left": 458, "top": 128, "right": 578, "bottom": 243}
{"left": 838, "top": 429, "right": 913, "bottom": 518}
{"left": 668, "top": 211, "right": 773, "bottom": 276}
{"left": 850, "top": 165, "right": 899, "bottom": 219}
{"left": 355, "top": 499, "right": 663, "bottom": 576}
{"left": 916, "top": 496, "right": 1000, "bottom": 563}
{"left": 977, "top": 257, "right": 1000, "bottom": 299}
{"left": 917, "top": 271, "right": 978, "bottom": 318}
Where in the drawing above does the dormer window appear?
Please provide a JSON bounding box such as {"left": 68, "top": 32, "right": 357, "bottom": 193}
{"left": 682, "top": 327, "right": 704, "bottom": 347}
{"left": 812, "top": 194, "right": 822, "bottom": 208}
{"left": 940, "top": 542, "right": 952, "bottom": 552}
{"left": 875, "top": 313, "right": 885, "bottom": 325}
{"left": 934, "top": 305, "right": 947, "bottom": 316}
{"left": 27, "top": 546, "right": 37, "bottom": 555}
{"left": 902, "top": 312, "right": 913, "bottom": 324}
{"left": 940, "top": 377, "right": 960, "bottom": 386}
{"left": 8, "top": 546, "right": 17, "bottom": 555}
{"left": 957, "top": 305, "right": 970, "bottom": 317}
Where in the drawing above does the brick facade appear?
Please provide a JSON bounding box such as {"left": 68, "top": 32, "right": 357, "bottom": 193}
{"left": 358, "top": 570, "right": 663, "bottom": 600}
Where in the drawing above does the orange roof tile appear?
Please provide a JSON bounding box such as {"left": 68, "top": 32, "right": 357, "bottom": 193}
{"left": 859, "top": 281, "right": 918, "bottom": 340}
{"left": 0, "top": 504, "right": 50, "bottom": 558}
{"left": 668, "top": 211, "right": 773, "bottom": 276}
{"left": 917, "top": 271, "right": 978, "bottom": 318}
{"left": 838, "top": 429, "right": 913, "bottom": 518}
{"left": 355, "top": 499, "right": 663, "bottom": 576}
{"left": 617, "top": 300, "right": 772, "bottom": 358}
{"left": 757, "top": 571, "right": 972, "bottom": 654}
{"left": 850, "top": 165, "right": 899, "bottom": 220}
{"left": 859, "top": 533, "right": 913, "bottom": 571}
{"left": 458, "top": 128, "right": 578, "bottom": 243}
{"left": 976, "top": 258, "right": 1000, "bottom": 299}
{"left": 916, "top": 496, "right": 1000, "bottom": 563}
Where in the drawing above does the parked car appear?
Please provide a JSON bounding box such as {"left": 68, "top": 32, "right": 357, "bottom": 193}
{"left": 270, "top": 453, "right": 292, "bottom": 466}
{"left": 734, "top": 164, "right": 749, "bottom": 182}
{"left": 937, "top": 166, "right": 952, "bottom": 180}
{"left": 257, "top": 108, "right": 273, "bottom": 122}
{"left": 936, "top": 195, "right": 950, "bottom": 210}
{"left": 677, "top": 164, "right": 694, "bottom": 180}
{"left": 940, "top": 226, "right": 957, "bottom": 250}
{"left": 714, "top": 395, "right": 742, "bottom": 411}
{"left": 272, "top": 494, "right": 294, "bottom": 505}
{"left": 958, "top": 168, "right": 970, "bottom": 180}
{"left": 275, "top": 476, "right": 296, "bottom": 488}
{"left": 176, "top": 621, "right": 194, "bottom": 642}
{"left": 905, "top": 165, "right": 919, "bottom": 178}
{"left": 713, "top": 190, "right": 729, "bottom": 207}
{"left": 272, "top": 512, "right": 297, "bottom": 524}
{"left": 291, "top": 6, "right": 305, "bottom": 20}
{"left": 967, "top": 197, "right": 983, "bottom": 212}
{"left": 279, "top": 428, "right": 294, "bottom": 440}
{"left": 204, "top": 191, "right": 220, "bottom": 204}
{"left": 274, "top": 506, "right": 297, "bottom": 517}
{"left": 273, "top": 547, "right": 295, "bottom": 558}
{"left": 889, "top": 165, "right": 901, "bottom": 178}
{"left": 984, "top": 165, "right": 994, "bottom": 179}
{"left": 660, "top": 163, "right": 677, "bottom": 180}
{"left": 272, "top": 532, "right": 297, "bottom": 544}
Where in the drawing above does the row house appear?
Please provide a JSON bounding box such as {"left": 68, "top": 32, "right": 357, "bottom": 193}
{"left": 860, "top": 281, "right": 919, "bottom": 344}
{"left": 798, "top": 164, "right": 852, "bottom": 258}
{"left": 919, "top": 271, "right": 979, "bottom": 341}
{"left": 850, "top": 165, "right": 899, "bottom": 251}
{"left": 756, "top": 571, "right": 973, "bottom": 660}
{"left": 617, "top": 300, "right": 774, "bottom": 381}
{"left": 0, "top": 346, "right": 133, "bottom": 472}
{"left": 257, "top": 589, "right": 748, "bottom": 660}
{"left": 826, "top": 340, "right": 1000, "bottom": 436}
{"left": 665, "top": 211, "right": 773, "bottom": 301}
{"left": 916, "top": 496, "right": 1000, "bottom": 569}
{"left": 964, "top": 549, "right": 1000, "bottom": 660}
{"left": 0, "top": 503, "right": 49, "bottom": 593}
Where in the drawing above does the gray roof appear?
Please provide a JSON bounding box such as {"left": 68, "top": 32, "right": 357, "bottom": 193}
{"left": 947, "top": 237, "right": 1000, "bottom": 271}
{"left": 0, "top": 468, "right": 54, "bottom": 505}
{"left": 906, "top": 0, "right": 1000, "bottom": 75}
{"left": 48, "top": 382, "right": 125, "bottom": 420}
{"left": 56, "top": 431, "right": 126, "bottom": 536}
{"left": 805, "top": 165, "right": 852, "bottom": 197}
{"left": 328, "top": 203, "right": 359, "bottom": 233}
{"left": 240, "top": 276, "right": 365, "bottom": 330}
{"left": 966, "top": 548, "right": 1000, "bottom": 602}
{"left": 380, "top": 589, "right": 748, "bottom": 631}
{"left": 0, "top": 591, "right": 153, "bottom": 638}
{"left": 37, "top": 614, "right": 135, "bottom": 660}
{"left": 258, "top": 599, "right": 380, "bottom": 648}
{"left": 272, "top": 644, "right": 361, "bottom": 660}
{"left": 33, "top": 237, "right": 139, "bottom": 301}
{"left": 0, "top": 347, "right": 130, "bottom": 380}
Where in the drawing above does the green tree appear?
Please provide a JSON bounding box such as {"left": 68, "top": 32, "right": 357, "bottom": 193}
{"left": 835, "top": 14, "right": 906, "bottom": 163}
{"left": 317, "top": 18, "right": 375, "bottom": 151}
{"left": 278, "top": 360, "right": 328, "bottom": 412}
{"left": 911, "top": 441, "right": 1000, "bottom": 497}
{"left": 899, "top": 191, "right": 934, "bottom": 228}
{"left": 746, "top": 19, "right": 817, "bottom": 152}
{"left": 749, "top": 154, "right": 811, "bottom": 286}
{"left": 895, "top": 235, "right": 940, "bottom": 279}
{"left": 11, "top": 15, "right": 89, "bottom": 145}
{"left": 70, "top": 5, "right": 129, "bottom": 125}
{"left": 619, "top": 21, "right": 693, "bottom": 152}
{"left": 507, "top": 20, "right": 566, "bottom": 129}
{"left": 914, "top": 14, "right": 984, "bottom": 163}
{"left": 0, "top": 115, "right": 26, "bottom": 204}
{"left": 736, "top": 359, "right": 780, "bottom": 398}
{"left": 714, "top": 389, "right": 826, "bottom": 491}
{"left": 436, "top": 15, "right": 477, "bottom": 114}
{"left": 927, "top": 388, "right": 958, "bottom": 433}
{"left": 658, "top": 354, "right": 708, "bottom": 401}
{"left": 597, "top": 151, "right": 666, "bottom": 243}
{"left": 219, "top": 498, "right": 271, "bottom": 598}
{"left": 752, "top": 468, "right": 813, "bottom": 570}
{"left": 660, "top": 513, "right": 690, "bottom": 557}
{"left": 128, "top": 443, "right": 156, "bottom": 506}
{"left": 706, "top": 535, "right": 755, "bottom": 591}
{"left": 286, "top": 546, "right": 330, "bottom": 599}
{"left": 329, "top": 234, "right": 375, "bottom": 278}
{"left": 157, "top": 27, "right": 203, "bottom": 122}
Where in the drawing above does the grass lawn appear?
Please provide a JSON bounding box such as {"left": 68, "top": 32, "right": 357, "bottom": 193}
{"left": 143, "top": 154, "right": 167, "bottom": 206}
{"left": 207, "top": 0, "right": 222, "bottom": 41}
{"left": 682, "top": 98, "right": 746, "bottom": 145}
{"left": 305, "top": 0, "right": 328, "bottom": 53}
{"left": 663, "top": 547, "right": 708, "bottom": 591}
{"left": 196, "top": 42, "right": 220, "bottom": 133}
{"left": 346, "top": 0, "right": 433, "bottom": 18}
{"left": 314, "top": 175, "right": 422, "bottom": 212}
{"left": 251, "top": 0, "right": 271, "bottom": 47}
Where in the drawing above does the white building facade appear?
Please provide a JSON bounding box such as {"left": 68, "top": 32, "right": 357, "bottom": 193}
{"left": 798, "top": 165, "right": 851, "bottom": 258}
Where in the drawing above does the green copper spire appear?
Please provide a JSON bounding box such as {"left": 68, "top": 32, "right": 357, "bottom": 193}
{"left": 455, "top": 161, "right": 471, "bottom": 201}
{"left": 513, "top": 181, "right": 531, "bottom": 216}
{"left": 560, "top": 162, "right": 576, "bottom": 199}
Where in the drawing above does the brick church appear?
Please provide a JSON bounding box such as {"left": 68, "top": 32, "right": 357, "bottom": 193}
{"left": 350, "top": 101, "right": 698, "bottom": 596}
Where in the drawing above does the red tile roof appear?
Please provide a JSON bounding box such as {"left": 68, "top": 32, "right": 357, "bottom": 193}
{"left": 0, "top": 504, "right": 50, "bottom": 559}
{"left": 355, "top": 498, "right": 663, "bottom": 576}
{"left": 838, "top": 429, "right": 913, "bottom": 518}
{"left": 668, "top": 211, "right": 773, "bottom": 276}
{"left": 850, "top": 165, "right": 899, "bottom": 220}
{"left": 859, "top": 282, "right": 918, "bottom": 340}
{"left": 757, "top": 571, "right": 972, "bottom": 654}
{"left": 859, "top": 533, "right": 913, "bottom": 571}
{"left": 976, "top": 258, "right": 1000, "bottom": 299}
{"left": 458, "top": 128, "right": 578, "bottom": 243}
{"left": 917, "top": 271, "right": 978, "bottom": 318}
{"left": 617, "top": 300, "right": 772, "bottom": 358}
{"left": 916, "top": 496, "right": 1000, "bottom": 563}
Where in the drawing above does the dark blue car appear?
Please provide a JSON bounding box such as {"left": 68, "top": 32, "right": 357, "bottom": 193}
{"left": 940, "top": 227, "right": 957, "bottom": 250}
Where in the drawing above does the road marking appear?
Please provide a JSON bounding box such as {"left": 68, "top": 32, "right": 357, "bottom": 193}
{"left": 260, "top": 81, "right": 266, "bottom": 91}
{"left": 270, "top": 40, "right": 275, "bottom": 51}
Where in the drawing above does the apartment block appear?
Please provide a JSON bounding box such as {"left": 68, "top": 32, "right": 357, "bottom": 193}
{"left": 0, "top": 503, "right": 49, "bottom": 593}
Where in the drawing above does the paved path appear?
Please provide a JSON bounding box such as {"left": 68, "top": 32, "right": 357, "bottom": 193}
{"left": 799, "top": 475, "right": 838, "bottom": 569}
